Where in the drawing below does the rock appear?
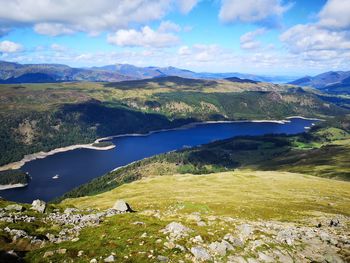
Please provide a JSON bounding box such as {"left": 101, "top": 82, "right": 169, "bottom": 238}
{"left": 227, "top": 256, "right": 247, "bottom": 263}
{"left": 191, "top": 247, "right": 211, "bottom": 261}
{"left": 237, "top": 224, "right": 253, "bottom": 240}
{"left": 56, "top": 248, "right": 66, "bottom": 254}
{"left": 197, "top": 221, "right": 207, "bottom": 227}
{"left": 330, "top": 218, "right": 340, "bottom": 227}
{"left": 162, "top": 222, "right": 191, "bottom": 237}
{"left": 192, "top": 235, "right": 204, "bottom": 243}
{"left": 157, "top": 255, "right": 169, "bottom": 262}
{"left": 209, "top": 241, "right": 227, "bottom": 256}
{"left": 5, "top": 204, "right": 23, "bottom": 212}
{"left": 90, "top": 259, "right": 98, "bottom": 263}
{"left": 64, "top": 208, "right": 79, "bottom": 214}
{"left": 113, "top": 199, "right": 133, "bottom": 212}
{"left": 31, "top": 199, "right": 46, "bottom": 213}
{"left": 43, "top": 251, "right": 54, "bottom": 258}
{"left": 104, "top": 254, "right": 115, "bottom": 262}
{"left": 78, "top": 250, "right": 84, "bottom": 257}
{"left": 164, "top": 241, "right": 176, "bottom": 249}
{"left": 258, "top": 252, "right": 274, "bottom": 262}
{"left": 276, "top": 228, "right": 296, "bottom": 245}
{"left": 224, "top": 234, "right": 244, "bottom": 247}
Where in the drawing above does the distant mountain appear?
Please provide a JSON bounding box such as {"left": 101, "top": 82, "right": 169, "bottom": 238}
{"left": 225, "top": 77, "right": 258, "bottom": 84}
{"left": 289, "top": 71, "right": 350, "bottom": 94}
{"left": 0, "top": 60, "right": 297, "bottom": 84}
{"left": 0, "top": 61, "right": 132, "bottom": 83}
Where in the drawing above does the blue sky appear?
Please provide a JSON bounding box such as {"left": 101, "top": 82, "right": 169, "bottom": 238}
{"left": 0, "top": 0, "right": 349, "bottom": 76}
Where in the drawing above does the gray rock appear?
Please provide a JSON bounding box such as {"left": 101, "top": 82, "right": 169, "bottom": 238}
{"left": 113, "top": 199, "right": 132, "bottom": 212}
{"left": 258, "top": 252, "right": 274, "bottom": 263}
{"left": 90, "top": 259, "right": 98, "bottom": 263}
{"left": 104, "top": 254, "right": 115, "bottom": 262}
{"left": 191, "top": 246, "right": 211, "bottom": 261}
{"left": 276, "top": 228, "right": 296, "bottom": 245}
{"left": 64, "top": 208, "right": 79, "bottom": 214}
{"left": 224, "top": 234, "right": 244, "bottom": 247}
{"left": 237, "top": 224, "right": 253, "bottom": 240}
{"left": 162, "top": 222, "right": 191, "bottom": 236}
{"left": 31, "top": 199, "right": 46, "bottom": 213}
{"left": 157, "top": 255, "right": 169, "bottom": 262}
{"left": 209, "top": 241, "right": 227, "bottom": 256}
{"left": 5, "top": 204, "right": 23, "bottom": 212}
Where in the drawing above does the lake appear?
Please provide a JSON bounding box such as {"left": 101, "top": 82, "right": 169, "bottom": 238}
{"left": 0, "top": 118, "right": 316, "bottom": 203}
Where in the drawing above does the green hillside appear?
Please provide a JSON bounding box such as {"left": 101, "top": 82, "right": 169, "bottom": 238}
{"left": 0, "top": 79, "right": 348, "bottom": 167}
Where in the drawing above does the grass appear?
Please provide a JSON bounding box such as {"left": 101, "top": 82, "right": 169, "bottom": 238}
{"left": 63, "top": 170, "right": 350, "bottom": 221}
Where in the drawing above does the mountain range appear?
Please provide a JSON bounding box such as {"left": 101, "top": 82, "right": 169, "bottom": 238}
{"left": 290, "top": 71, "right": 350, "bottom": 94}
{"left": 0, "top": 60, "right": 296, "bottom": 84}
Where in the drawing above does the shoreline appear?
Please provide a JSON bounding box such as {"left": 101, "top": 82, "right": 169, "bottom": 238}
{"left": 0, "top": 116, "right": 319, "bottom": 172}
{"left": 0, "top": 143, "right": 115, "bottom": 172}
{"left": 0, "top": 183, "right": 28, "bottom": 190}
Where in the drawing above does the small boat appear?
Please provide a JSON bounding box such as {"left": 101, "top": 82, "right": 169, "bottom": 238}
{"left": 304, "top": 126, "right": 310, "bottom": 129}
{"left": 52, "top": 174, "right": 59, "bottom": 179}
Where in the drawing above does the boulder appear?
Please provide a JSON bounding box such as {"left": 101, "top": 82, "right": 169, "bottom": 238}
{"left": 157, "top": 255, "right": 169, "bottom": 262}
{"left": 104, "top": 255, "right": 115, "bottom": 262}
{"left": 162, "top": 222, "right": 191, "bottom": 236}
{"left": 112, "top": 200, "right": 133, "bottom": 212}
{"left": 31, "top": 199, "right": 46, "bottom": 213}
{"left": 5, "top": 204, "right": 24, "bottom": 212}
{"left": 191, "top": 246, "right": 211, "bottom": 261}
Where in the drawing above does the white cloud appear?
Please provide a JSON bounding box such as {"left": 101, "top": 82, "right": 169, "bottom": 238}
{"left": 34, "top": 23, "right": 76, "bottom": 36}
{"left": 280, "top": 24, "right": 350, "bottom": 53}
{"left": 177, "top": 0, "right": 199, "bottom": 14}
{"left": 158, "top": 21, "right": 181, "bottom": 32}
{"left": 240, "top": 28, "right": 266, "bottom": 50}
{"left": 178, "top": 45, "right": 191, "bottom": 55}
{"left": 319, "top": 0, "right": 350, "bottom": 30}
{"left": 219, "top": 0, "right": 291, "bottom": 25}
{"left": 0, "top": 0, "right": 198, "bottom": 36}
{"left": 0, "top": 40, "right": 23, "bottom": 53}
{"left": 107, "top": 25, "right": 179, "bottom": 48}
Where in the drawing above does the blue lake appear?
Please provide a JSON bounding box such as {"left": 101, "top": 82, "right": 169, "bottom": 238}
{"left": 1, "top": 118, "right": 316, "bottom": 203}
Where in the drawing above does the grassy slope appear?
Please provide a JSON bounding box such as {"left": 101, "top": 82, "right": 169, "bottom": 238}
{"left": 64, "top": 170, "right": 350, "bottom": 220}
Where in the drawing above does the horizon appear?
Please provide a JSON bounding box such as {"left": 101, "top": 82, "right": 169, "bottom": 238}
{"left": 0, "top": 0, "right": 349, "bottom": 76}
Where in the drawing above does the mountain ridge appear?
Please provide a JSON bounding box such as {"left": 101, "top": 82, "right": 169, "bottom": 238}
{"left": 1, "top": 60, "right": 297, "bottom": 84}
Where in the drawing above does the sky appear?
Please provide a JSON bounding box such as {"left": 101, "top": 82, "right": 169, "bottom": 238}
{"left": 0, "top": 0, "right": 349, "bottom": 76}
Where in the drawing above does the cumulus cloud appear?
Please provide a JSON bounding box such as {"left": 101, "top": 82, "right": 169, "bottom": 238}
{"left": 107, "top": 25, "right": 179, "bottom": 48}
{"left": 177, "top": 0, "right": 199, "bottom": 14}
{"left": 0, "top": 40, "right": 23, "bottom": 53}
{"left": 318, "top": 0, "right": 350, "bottom": 30}
{"left": 158, "top": 21, "right": 181, "bottom": 33}
{"left": 280, "top": 24, "right": 350, "bottom": 53}
{"left": 34, "top": 23, "right": 76, "bottom": 36}
{"left": 0, "top": 0, "right": 197, "bottom": 36}
{"left": 240, "top": 28, "right": 266, "bottom": 50}
{"left": 219, "top": 0, "right": 291, "bottom": 25}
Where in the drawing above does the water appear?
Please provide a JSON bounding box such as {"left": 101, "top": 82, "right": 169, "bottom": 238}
{"left": 1, "top": 118, "right": 316, "bottom": 203}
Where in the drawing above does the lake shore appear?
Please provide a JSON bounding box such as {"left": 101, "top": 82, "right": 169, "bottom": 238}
{"left": 0, "top": 116, "right": 319, "bottom": 172}
{"left": 0, "top": 183, "right": 28, "bottom": 190}
{"left": 0, "top": 143, "right": 115, "bottom": 172}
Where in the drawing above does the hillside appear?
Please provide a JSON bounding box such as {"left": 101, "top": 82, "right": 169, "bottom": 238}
{"left": 290, "top": 71, "right": 350, "bottom": 94}
{"left": 1, "top": 169, "right": 349, "bottom": 262}
{"left": 1, "top": 78, "right": 347, "bottom": 168}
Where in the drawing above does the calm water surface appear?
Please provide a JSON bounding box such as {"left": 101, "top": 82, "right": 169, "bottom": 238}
{"left": 1, "top": 118, "right": 316, "bottom": 203}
